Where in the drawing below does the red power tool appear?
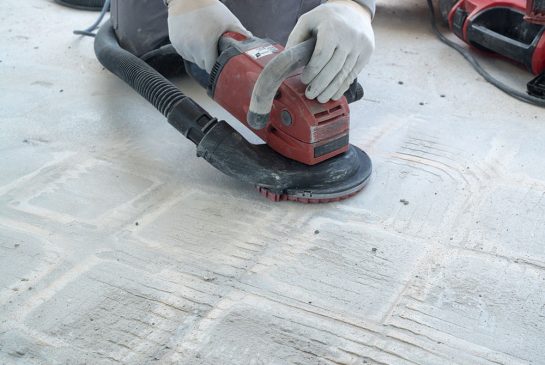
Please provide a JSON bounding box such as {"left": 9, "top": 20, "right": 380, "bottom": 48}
{"left": 96, "top": 24, "right": 372, "bottom": 203}
{"left": 206, "top": 32, "right": 358, "bottom": 166}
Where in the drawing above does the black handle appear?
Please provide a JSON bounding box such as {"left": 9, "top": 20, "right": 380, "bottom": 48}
{"left": 467, "top": 23, "right": 532, "bottom": 68}
{"left": 248, "top": 38, "right": 317, "bottom": 130}
{"left": 344, "top": 80, "right": 364, "bottom": 104}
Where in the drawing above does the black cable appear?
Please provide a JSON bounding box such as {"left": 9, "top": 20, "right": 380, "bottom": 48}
{"left": 427, "top": 0, "right": 545, "bottom": 107}
{"left": 73, "top": 0, "right": 111, "bottom": 37}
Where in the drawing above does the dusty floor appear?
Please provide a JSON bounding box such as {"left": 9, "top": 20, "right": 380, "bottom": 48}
{"left": 1, "top": 0, "right": 545, "bottom": 364}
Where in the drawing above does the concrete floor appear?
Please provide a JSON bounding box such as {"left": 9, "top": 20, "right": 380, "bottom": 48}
{"left": 1, "top": 0, "right": 545, "bottom": 364}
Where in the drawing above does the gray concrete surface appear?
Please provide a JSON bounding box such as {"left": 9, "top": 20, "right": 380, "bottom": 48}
{"left": 1, "top": 0, "right": 545, "bottom": 364}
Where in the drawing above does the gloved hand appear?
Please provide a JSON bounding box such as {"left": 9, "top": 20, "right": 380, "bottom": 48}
{"left": 286, "top": 0, "right": 375, "bottom": 103}
{"left": 167, "top": 0, "right": 251, "bottom": 73}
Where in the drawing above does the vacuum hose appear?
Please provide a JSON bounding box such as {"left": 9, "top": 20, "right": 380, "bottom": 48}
{"left": 94, "top": 20, "right": 217, "bottom": 144}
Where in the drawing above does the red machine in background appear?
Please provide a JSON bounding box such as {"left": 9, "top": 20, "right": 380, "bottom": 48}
{"left": 442, "top": 0, "right": 545, "bottom": 97}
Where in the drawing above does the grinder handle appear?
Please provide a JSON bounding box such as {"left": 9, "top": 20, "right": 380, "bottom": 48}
{"left": 247, "top": 38, "right": 316, "bottom": 130}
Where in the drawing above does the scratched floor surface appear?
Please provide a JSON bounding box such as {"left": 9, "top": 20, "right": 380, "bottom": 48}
{"left": 1, "top": 0, "right": 544, "bottom": 364}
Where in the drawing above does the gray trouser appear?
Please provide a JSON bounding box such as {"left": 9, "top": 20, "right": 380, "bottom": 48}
{"left": 111, "top": 0, "right": 323, "bottom": 57}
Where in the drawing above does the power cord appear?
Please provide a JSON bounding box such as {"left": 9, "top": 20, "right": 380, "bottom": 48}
{"left": 427, "top": 0, "right": 545, "bottom": 108}
{"left": 73, "top": 0, "right": 111, "bottom": 37}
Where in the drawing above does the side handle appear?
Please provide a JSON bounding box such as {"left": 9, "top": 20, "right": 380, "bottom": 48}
{"left": 247, "top": 38, "right": 316, "bottom": 130}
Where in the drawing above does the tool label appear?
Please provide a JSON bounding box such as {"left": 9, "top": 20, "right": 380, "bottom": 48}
{"left": 246, "top": 45, "right": 279, "bottom": 59}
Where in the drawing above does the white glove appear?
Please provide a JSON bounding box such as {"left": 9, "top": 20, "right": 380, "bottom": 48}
{"left": 286, "top": 0, "right": 375, "bottom": 103}
{"left": 167, "top": 0, "right": 251, "bottom": 73}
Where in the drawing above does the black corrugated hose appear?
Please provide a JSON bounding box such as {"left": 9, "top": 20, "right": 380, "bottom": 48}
{"left": 94, "top": 20, "right": 219, "bottom": 144}
{"left": 94, "top": 20, "right": 186, "bottom": 117}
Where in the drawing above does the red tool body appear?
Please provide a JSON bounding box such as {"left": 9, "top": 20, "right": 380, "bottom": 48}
{"left": 208, "top": 33, "right": 351, "bottom": 166}
{"left": 447, "top": 0, "right": 545, "bottom": 74}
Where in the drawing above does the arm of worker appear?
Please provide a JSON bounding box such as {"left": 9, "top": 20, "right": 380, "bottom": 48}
{"left": 286, "top": 0, "right": 376, "bottom": 103}
{"left": 166, "top": 0, "right": 251, "bottom": 73}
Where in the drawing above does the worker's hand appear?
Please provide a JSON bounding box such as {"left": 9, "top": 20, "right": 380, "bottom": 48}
{"left": 167, "top": 0, "right": 251, "bottom": 73}
{"left": 286, "top": 0, "right": 375, "bottom": 103}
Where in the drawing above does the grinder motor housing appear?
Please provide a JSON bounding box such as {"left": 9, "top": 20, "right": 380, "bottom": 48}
{"left": 206, "top": 33, "right": 353, "bottom": 166}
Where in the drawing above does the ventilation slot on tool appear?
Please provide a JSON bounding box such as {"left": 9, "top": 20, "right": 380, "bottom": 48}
{"left": 314, "top": 105, "right": 346, "bottom": 125}
{"left": 313, "top": 110, "right": 329, "bottom": 119}
{"left": 317, "top": 115, "right": 342, "bottom": 125}
{"left": 208, "top": 62, "right": 221, "bottom": 91}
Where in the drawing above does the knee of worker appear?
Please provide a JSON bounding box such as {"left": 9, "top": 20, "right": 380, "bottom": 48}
{"left": 110, "top": 0, "right": 322, "bottom": 56}
{"left": 223, "top": 0, "right": 322, "bottom": 45}
{"left": 111, "top": 0, "right": 170, "bottom": 57}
